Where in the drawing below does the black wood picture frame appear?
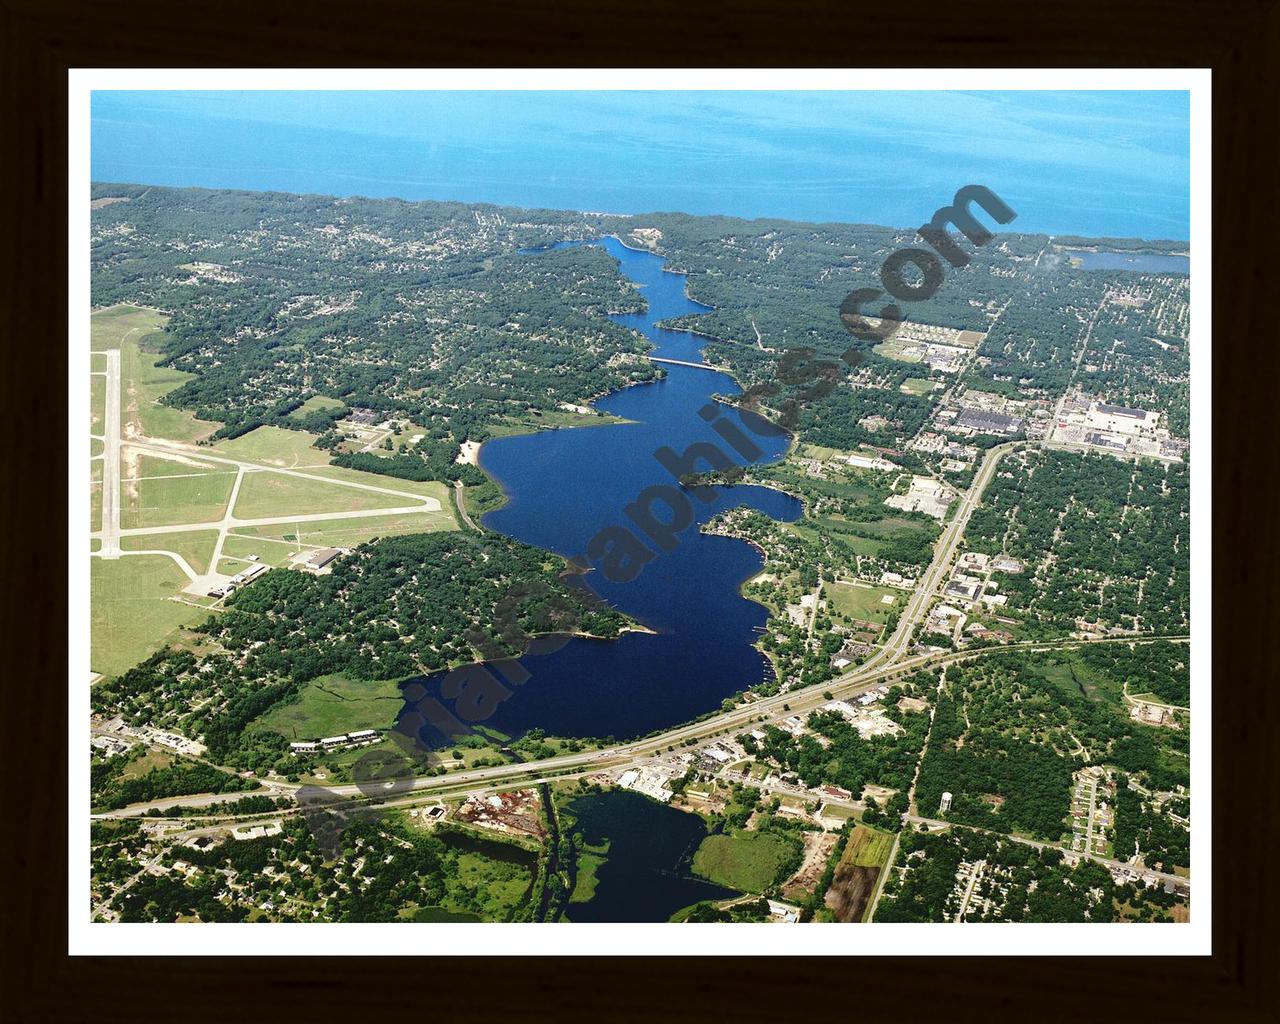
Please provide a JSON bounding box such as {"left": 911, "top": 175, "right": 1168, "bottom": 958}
{"left": 3, "top": 1, "right": 1275, "bottom": 1019}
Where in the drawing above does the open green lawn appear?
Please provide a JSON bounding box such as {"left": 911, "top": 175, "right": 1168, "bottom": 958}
{"left": 303, "top": 465, "right": 453, "bottom": 504}
{"left": 872, "top": 336, "right": 924, "bottom": 364}
{"left": 214, "top": 425, "right": 328, "bottom": 468}
{"left": 121, "top": 457, "right": 236, "bottom": 530}
{"left": 228, "top": 508, "right": 455, "bottom": 549}
{"left": 250, "top": 673, "right": 405, "bottom": 740}
{"left": 123, "top": 344, "right": 218, "bottom": 442}
{"left": 92, "top": 307, "right": 218, "bottom": 444}
{"left": 91, "top": 556, "right": 211, "bottom": 677}
{"left": 90, "top": 373, "right": 106, "bottom": 434}
{"left": 90, "top": 304, "right": 166, "bottom": 351}
{"left": 288, "top": 395, "right": 347, "bottom": 421}
{"left": 900, "top": 377, "right": 938, "bottom": 396}
{"left": 824, "top": 581, "right": 904, "bottom": 624}
{"left": 232, "top": 469, "right": 415, "bottom": 519}
{"left": 90, "top": 458, "right": 103, "bottom": 533}
{"left": 218, "top": 533, "right": 301, "bottom": 568}
{"left": 692, "top": 831, "right": 796, "bottom": 893}
{"left": 120, "top": 529, "right": 219, "bottom": 575}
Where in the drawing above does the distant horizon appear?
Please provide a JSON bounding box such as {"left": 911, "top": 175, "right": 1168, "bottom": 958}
{"left": 90, "top": 178, "right": 1190, "bottom": 247}
{"left": 91, "top": 90, "right": 1190, "bottom": 240}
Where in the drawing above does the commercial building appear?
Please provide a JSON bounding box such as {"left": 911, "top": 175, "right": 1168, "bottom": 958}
{"left": 304, "top": 547, "right": 346, "bottom": 571}
{"left": 955, "top": 408, "right": 1024, "bottom": 436}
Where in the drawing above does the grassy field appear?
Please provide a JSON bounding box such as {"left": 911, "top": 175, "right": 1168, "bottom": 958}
{"left": 287, "top": 395, "right": 346, "bottom": 421}
{"left": 440, "top": 833, "right": 537, "bottom": 922}
{"left": 824, "top": 581, "right": 904, "bottom": 624}
{"left": 900, "top": 377, "right": 938, "bottom": 396}
{"left": 250, "top": 673, "right": 405, "bottom": 740}
{"left": 303, "top": 464, "right": 453, "bottom": 503}
{"left": 232, "top": 469, "right": 415, "bottom": 519}
{"left": 91, "top": 556, "right": 212, "bottom": 677}
{"left": 90, "top": 458, "right": 103, "bottom": 533}
{"left": 570, "top": 850, "right": 606, "bottom": 904}
{"left": 120, "top": 529, "right": 219, "bottom": 575}
{"left": 214, "top": 426, "right": 328, "bottom": 468}
{"left": 844, "top": 824, "right": 895, "bottom": 868}
{"left": 692, "top": 831, "right": 797, "bottom": 893}
{"left": 90, "top": 304, "right": 166, "bottom": 351}
{"left": 90, "top": 373, "right": 106, "bottom": 434}
{"left": 91, "top": 306, "right": 217, "bottom": 444}
{"left": 228, "top": 508, "right": 454, "bottom": 549}
{"left": 218, "top": 533, "right": 303, "bottom": 568}
{"left": 120, "top": 457, "right": 236, "bottom": 529}
{"left": 873, "top": 336, "right": 924, "bottom": 364}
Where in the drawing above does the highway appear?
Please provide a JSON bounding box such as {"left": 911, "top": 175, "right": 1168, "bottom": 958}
{"left": 858, "top": 440, "right": 1020, "bottom": 673}
{"left": 96, "top": 633, "right": 1187, "bottom": 820}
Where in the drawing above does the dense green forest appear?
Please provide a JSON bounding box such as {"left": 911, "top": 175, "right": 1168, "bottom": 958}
{"left": 964, "top": 449, "right": 1190, "bottom": 636}
{"left": 91, "top": 534, "right": 630, "bottom": 770}
{"left": 915, "top": 646, "right": 1190, "bottom": 840}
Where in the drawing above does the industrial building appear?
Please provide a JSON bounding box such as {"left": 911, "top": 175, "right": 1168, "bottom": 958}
{"left": 955, "top": 408, "right": 1024, "bottom": 436}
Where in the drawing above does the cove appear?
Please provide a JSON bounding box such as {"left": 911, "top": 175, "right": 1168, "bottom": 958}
{"left": 563, "top": 790, "right": 737, "bottom": 922}
{"left": 400, "top": 236, "right": 801, "bottom": 742}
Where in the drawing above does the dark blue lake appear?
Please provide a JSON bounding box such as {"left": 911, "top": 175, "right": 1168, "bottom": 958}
{"left": 1070, "top": 249, "right": 1189, "bottom": 274}
{"left": 399, "top": 236, "right": 800, "bottom": 742}
{"left": 563, "top": 790, "right": 737, "bottom": 922}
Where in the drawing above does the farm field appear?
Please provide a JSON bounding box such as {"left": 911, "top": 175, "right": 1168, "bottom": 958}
{"left": 825, "top": 824, "right": 895, "bottom": 923}
{"left": 692, "top": 831, "right": 796, "bottom": 893}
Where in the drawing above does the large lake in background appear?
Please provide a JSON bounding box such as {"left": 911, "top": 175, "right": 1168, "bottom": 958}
{"left": 92, "top": 91, "right": 1192, "bottom": 239}
{"left": 400, "top": 236, "right": 801, "bottom": 742}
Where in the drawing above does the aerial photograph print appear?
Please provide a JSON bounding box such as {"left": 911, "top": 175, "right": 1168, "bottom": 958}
{"left": 79, "top": 75, "right": 1203, "bottom": 947}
